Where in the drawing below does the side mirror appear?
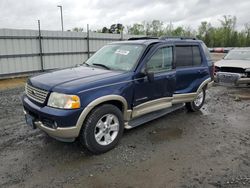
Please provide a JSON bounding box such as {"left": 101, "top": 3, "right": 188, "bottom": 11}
{"left": 146, "top": 70, "right": 154, "bottom": 82}
{"left": 141, "top": 66, "right": 154, "bottom": 82}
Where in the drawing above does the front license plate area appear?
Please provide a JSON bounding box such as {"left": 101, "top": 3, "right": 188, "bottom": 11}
{"left": 217, "top": 72, "right": 240, "bottom": 85}
{"left": 25, "top": 114, "right": 36, "bottom": 129}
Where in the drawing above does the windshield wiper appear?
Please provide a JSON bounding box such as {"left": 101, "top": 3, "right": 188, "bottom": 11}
{"left": 82, "top": 62, "right": 90, "bottom": 66}
{"left": 92, "top": 63, "right": 110, "bottom": 70}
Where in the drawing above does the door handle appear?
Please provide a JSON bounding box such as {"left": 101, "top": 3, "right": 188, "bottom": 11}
{"left": 198, "top": 70, "right": 206, "bottom": 74}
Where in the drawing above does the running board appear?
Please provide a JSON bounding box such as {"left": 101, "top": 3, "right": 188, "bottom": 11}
{"left": 125, "top": 103, "right": 185, "bottom": 129}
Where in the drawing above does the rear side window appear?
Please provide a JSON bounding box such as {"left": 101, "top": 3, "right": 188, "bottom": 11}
{"left": 176, "top": 45, "right": 202, "bottom": 68}
{"left": 175, "top": 46, "right": 193, "bottom": 67}
{"left": 193, "top": 46, "right": 202, "bottom": 66}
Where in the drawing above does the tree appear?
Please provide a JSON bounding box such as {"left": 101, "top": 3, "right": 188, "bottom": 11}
{"left": 102, "top": 27, "right": 109, "bottom": 33}
{"left": 72, "top": 27, "right": 84, "bottom": 32}
{"left": 245, "top": 23, "right": 250, "bottom": 46}
{"left": 151, "top": 20, "right": 164, "bottom": 36}
{"left": 172, "top": 26, "right": 185, "bottom": 36}
{"left": 127, "top": 23, "right": 145, "bottom": 35}
{"left": 93, "top": 15, "right": 250, "bottom": 47}
{"left": 100, "top": 23, "right": 124, "bottom": 34}
{"left": 219, "top": 15, "right": 237, "bottom": 47}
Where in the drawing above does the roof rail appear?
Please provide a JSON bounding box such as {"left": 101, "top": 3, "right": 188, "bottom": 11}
{"left": 159, "top": 36, "right": 197, "bottom": 40}
{"left": 128, "top": 37, "right": 159, "bottom": 41}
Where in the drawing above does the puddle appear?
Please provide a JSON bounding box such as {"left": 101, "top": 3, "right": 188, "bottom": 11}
{"left": 148, "top": 127, "right": 183, "bottom": 144}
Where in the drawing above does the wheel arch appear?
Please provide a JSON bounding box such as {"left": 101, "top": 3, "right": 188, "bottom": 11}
{"left": 196, "top": 77, "right": 211, "bottom": 93}
{"left": 75, "top": 95, "right": 130, "bottom": 136}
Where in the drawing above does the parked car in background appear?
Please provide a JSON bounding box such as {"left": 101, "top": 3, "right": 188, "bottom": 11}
{"left": 22, "top": 37, "right": 214, "bottom": 154}
{"left": 215, "top": 48, "right": 250, "bottom": 85}
{"left": 214, "top": 47, "right": 224, "bottom": 53}
{"left": 209, "top": 47, "right": 233, "bottom": 53}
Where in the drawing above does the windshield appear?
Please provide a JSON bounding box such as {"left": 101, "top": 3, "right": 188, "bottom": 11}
{"left": 85, "top": 44, "right": 144, "bottom": 71}
{"left": 224, "top": 50, "right": 250, "bottom": 61}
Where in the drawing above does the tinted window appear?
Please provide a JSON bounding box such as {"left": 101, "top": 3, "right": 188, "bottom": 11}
{"left": 147, "top": 47, "right": 173, "bottom": 72}
{"left": 193, "top": 46, "right": 202, "bottom": 66}
{"left": 176, "top": 46, "right": 193, "bottom": 67}
{"left": 176, "top": 45, "right": 202, "bottom": 67}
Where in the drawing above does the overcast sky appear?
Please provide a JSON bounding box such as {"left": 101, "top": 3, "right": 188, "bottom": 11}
{"left": 0, "top": 0, "right": 249, "bottom": 32}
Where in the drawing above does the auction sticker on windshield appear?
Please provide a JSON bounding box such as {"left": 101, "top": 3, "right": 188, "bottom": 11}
{"left": 115, "top": 49, "right": 130, "bottom": 55}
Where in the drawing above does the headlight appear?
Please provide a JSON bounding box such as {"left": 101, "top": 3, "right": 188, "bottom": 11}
{"left": 48, "top": 92, "right": 81, "bottom": 109}
{"left": 245, "top": 68, "right": 250, "bottom": 72}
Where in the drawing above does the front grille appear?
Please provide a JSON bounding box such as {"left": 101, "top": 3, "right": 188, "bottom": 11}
{"left": 25, "top": 84, "right": 48, "bottom": 104}
{"left": 220, "top": 67, "right": 245, "bottom": 74}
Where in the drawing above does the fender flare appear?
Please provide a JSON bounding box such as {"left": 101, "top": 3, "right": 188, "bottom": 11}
{"left": 197, "top": 78, "right": 212, "bottom": 93}
{"left": 74, "top": 95, "right": 129, "bottom": 136}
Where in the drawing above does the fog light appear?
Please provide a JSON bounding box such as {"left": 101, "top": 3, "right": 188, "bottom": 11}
{"left": 42, "top": 119, "right": 57, "bottom": 129}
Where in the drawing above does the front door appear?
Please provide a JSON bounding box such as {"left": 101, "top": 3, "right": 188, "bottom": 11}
{"left": 132, "top": 45, "right": 176, "bottom": 118}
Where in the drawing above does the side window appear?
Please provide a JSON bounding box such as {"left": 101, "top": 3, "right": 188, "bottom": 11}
{"left": 176, "top": 46, "right": 193, "bottom": 67}
{"left": 193, "top": 46, "right": 202, "bottom": 66}
{"left": 147, "top": 47, "right": 173, "bottom": 72}
{"left": 176, "top": 45, "right": 202, "bottom": 67}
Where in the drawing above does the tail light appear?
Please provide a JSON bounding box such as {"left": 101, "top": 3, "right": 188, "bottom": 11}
{"left": 214, "top": 65, "right": 220, "bottom": 75}
{"left": 212, "top": 63, "right": 215, "bottom": 76}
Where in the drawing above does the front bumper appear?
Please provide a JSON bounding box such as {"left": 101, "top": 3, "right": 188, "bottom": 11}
{"left": 215, "top": 72, "right": 250, "bottom": 85}
{"left": 22, "top": 95, "right": 82, "bottom": 140}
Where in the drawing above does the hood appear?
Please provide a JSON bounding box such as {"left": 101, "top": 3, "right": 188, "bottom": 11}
{"left": 215, "top": 59, "right": 250, "bottom": 69}
{"left": 28, "top": 66, "right": 126, "bottom": 92}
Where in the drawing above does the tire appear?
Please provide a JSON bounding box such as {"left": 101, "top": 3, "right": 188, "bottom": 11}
{"left": 186, "top": 88, "right": 206, "bottom": 112}
{"left": 79, "top": 104, "right": 124, "bottom": 154}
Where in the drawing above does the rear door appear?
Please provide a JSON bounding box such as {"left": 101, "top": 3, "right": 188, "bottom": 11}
{"left": 175, "top": 44, "right": 208, "bottom": 94}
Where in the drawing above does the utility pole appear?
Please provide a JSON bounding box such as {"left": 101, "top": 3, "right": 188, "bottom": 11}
{"left": 57, "top": 5, "right": 64, "bottom": 31}
{"left": 37, "top": 20, "right": 44, "bottom": 71}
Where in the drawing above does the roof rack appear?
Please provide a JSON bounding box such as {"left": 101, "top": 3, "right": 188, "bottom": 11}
{"left": 159, "top": 36, "right": 197, "bottom": 40}
{"left": 128, "top": 37, "right": 159, "bottom": 41}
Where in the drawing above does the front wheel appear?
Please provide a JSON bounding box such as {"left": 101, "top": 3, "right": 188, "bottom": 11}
{"left": 79, "top": 104, "right": 124, "bottom": 154}
{"left": 186, "top": 88, "right": 206, "bottom": 112}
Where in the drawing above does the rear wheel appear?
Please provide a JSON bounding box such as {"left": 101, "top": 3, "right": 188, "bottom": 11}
{"left": 186, "top": 88, "right": 206, "bottom": 112}
{"left": 79, "top": 104, "right": 124, "bottom": 154}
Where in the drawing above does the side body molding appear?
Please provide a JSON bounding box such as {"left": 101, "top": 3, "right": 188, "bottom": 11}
{"left": 132, "top": 77, "right": 212, "bottom": 118}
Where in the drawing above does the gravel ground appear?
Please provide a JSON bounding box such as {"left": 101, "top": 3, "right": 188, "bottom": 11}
{"left": 0, "top": 84, "right": 249, "bottom": 188}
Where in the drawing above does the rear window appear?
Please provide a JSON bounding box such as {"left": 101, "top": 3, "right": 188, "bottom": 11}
{"left": 176, "top": 45, "right": 202, "bottom": 68}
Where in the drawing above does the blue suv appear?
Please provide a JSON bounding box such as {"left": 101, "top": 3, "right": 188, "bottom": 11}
{"left": 22, "top": 37, "right": 214, "bottom": 154}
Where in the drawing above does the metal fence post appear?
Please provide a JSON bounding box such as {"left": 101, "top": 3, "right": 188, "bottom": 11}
{"left": 120, "top": 29, "right": 123, "bottom": 41}
{"left": 38, "top": 20, "right": 44, "bottom": 71}
{"left": 87, "top": 24, "right": 90, "bottom": 58}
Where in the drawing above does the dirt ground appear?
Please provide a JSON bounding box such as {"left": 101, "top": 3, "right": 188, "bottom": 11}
{"left": 0, "top": 83, "right": 249, "bottom": 188}
{"left": 0, "top": 77, "right": 27, "bottom": 91}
